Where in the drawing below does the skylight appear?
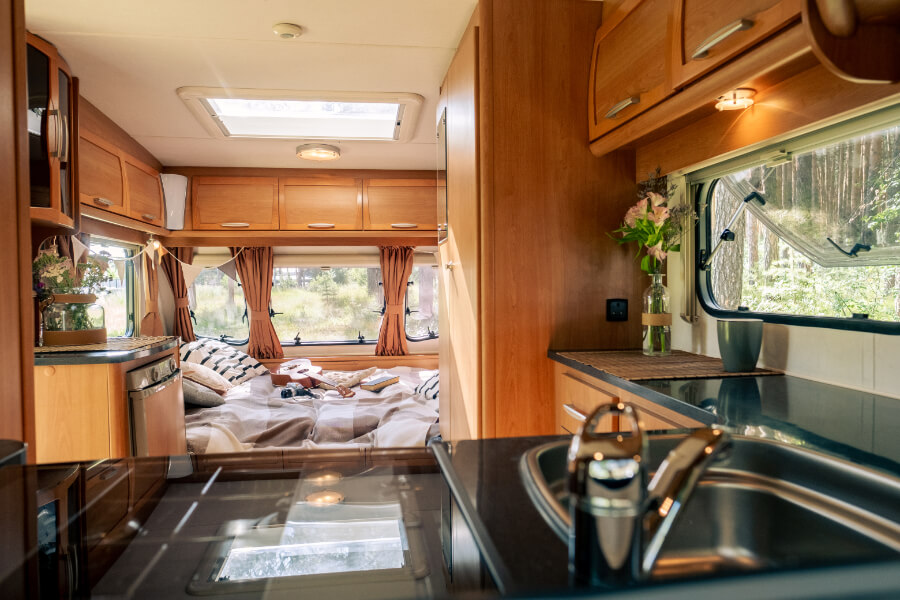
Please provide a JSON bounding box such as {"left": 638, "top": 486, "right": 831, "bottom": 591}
{"left": 178, "top": 88, "right": 423, "bottom": 141}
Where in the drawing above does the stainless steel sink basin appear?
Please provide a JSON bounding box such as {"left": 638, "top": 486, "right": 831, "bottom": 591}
{"left": 521, "top": 434, "right": 900, "bottom": 580}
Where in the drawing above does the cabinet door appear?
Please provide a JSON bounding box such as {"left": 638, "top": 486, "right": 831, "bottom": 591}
{"left": 364, "top": 179, "right": 438, "bottom": 230}
{"left": 84, "top": 462, "right": 130, "bottom": 550}
{"left": 278, "top": 177, "right": 362, "bottom": 230}
{"left": 588, "top": 0, "right": 672, "bottom": 142}
{"left": 555, "top": 366, "right": 619, "bottom": 435}
{"left": 124, "top": 158, "right": 164, "bottom": 225}
{"left": 672, "top": 0, "right": 800, "bottom": 87}
{"left": 79, "top": 133, "right": 126, "bottom": 215}
{"left": 191, "top": 176, "right": 279, "bottom": 230}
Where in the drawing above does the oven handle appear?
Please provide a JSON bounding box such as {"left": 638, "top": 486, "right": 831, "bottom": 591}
{"left": 129, "top": 370, "right": 181, "bottom": 400}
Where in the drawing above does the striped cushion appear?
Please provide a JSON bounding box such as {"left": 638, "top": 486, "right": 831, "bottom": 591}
{"left": 180, "top": 339, "right": 269, "bottom": 385}
{"left": 415, "top": 372, "right": 439, "bottom": 400}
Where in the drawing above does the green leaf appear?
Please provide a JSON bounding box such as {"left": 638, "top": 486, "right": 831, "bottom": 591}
{"left": 640, "top": 255, "right": 650, "bottom": 273}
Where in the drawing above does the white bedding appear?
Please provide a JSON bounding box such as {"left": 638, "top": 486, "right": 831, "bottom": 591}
{"left": 184, "top": 366, "right": 439, "bottom": 454}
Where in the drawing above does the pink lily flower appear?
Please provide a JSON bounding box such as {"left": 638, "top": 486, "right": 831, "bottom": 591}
{"left": 647, "top": 242, "right": 667, "bottom": 262}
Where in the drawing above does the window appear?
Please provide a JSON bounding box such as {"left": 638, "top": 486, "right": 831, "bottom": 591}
{"left": 90, "top": 241, "right": 135, "bottom": 337}
{"left": 178, "top": 87, "right": 423, "bottom": 141}
{"left": 406, "top": 265, "right": 438, "bottom": 340}
{"left": 271, "top": 267, "right": 383, "bottom": 344}
{"left": 189, "top": 269, "right": 249, "bottom": 344}
{"left": 695, "top": 109, "right": 900, "bottom": 333}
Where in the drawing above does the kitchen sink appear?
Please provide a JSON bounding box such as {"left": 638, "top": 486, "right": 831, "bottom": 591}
{"left": 520, "top": 434, "right": 900, "bottom": 581}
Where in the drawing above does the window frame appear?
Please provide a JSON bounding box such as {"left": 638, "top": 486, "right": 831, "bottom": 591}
{"left": 691, "top": 104, "right": 900, "bottom": 335}
{"left": 404, "top": 269, "right": 439, "bottom": 343}
{"left": 90, "top": 238, "right": 137, "bottom": 338}
{"left": 190, "top": 274, "right": 251, "bottom": 347}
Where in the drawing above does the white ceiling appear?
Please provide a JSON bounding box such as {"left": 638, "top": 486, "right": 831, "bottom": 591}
{"left": 25, "top": 0, "right": 476, "bottom": 170}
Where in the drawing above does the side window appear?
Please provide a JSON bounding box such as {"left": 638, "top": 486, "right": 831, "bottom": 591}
{"left": 90, "top": 240, "right": 136, "bottom": 337}
{"left": 189, "top": 269, "right": 250, "bottom": 344}
{"left": 405, "top": 265, "right": 438, "bottom": 340}
{"left": 271, "top": 267, "right": 384, "bottom": 344}
{"left": 697, "top": 118, "right": 900, "bottom": 331}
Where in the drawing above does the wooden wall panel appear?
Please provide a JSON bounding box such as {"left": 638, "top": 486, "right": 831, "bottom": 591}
{"left": 0, "top": 0, "right": 34, "bottom": 454}
{"left": 480, "top": 0, "right": 643, "bottom": 438}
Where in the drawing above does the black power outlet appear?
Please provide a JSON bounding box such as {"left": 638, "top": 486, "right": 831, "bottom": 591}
{"left": 606, "top": 298, "right": 628, "bottom": 322}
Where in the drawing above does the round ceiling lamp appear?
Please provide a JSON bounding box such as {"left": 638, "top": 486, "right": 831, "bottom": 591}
{"left": 272, "top": 23, "right": 303, "bottom": 39}
{"left": 715, "top": 88, "right": 756, "bottom": 111}
{"left": 296, "top": 143, "right": 341, "bottom": 161}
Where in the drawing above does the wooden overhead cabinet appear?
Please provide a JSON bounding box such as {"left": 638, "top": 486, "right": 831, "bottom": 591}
{"left": 279, "top": 177, "right": 363, "bottom": 230}
{"left": 671, "top": 0, "right": 801, "bottom": 87}
{"left": 123, "top": 158, "right": 164, "bottom": 225}
{"left": 588, "top": 0, "right": 672, "bottom": 142}
{"left": 79, "top": 132, "right": 126, "bottom": 215}
{"left": 191, "top": 176, "right": 279, "bottom": 230}
{"left": 364, "top": 179, "right": 438, "bottom": 230}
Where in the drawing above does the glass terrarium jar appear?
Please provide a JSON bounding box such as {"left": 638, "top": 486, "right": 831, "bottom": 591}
{"left": 41, "top": 293, "right": 107, "bottom": 346}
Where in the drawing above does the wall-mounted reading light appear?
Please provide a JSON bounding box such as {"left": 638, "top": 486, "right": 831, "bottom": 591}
{"left": 296, "top": 143, "right": 341, "bottom": 161}
{"left": 715, "top": 88, "right": 756, "bottom": 111}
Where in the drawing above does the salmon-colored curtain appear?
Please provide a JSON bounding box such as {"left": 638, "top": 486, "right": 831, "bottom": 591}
{"left": 376, "top": 246, "right": 415, "bottom": 356}
{"left": 231, "top": 247, "right": 283, "bottom": 359}
{"left": 161, "top": 247, "right": 196, "bottom": 343}
{"left": 140, "top": 248, "right": 164, "bottom": 336}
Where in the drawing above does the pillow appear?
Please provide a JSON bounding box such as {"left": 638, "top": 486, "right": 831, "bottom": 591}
{"left": 182, "top": 378, "right": 225, "bottom": 408}
{"left": 180, "top": 339, "right": 269, "bottom": 385}
{"left": 181, "top": 361, "right": 233, "bottom": 395}
{"left": 318, "top": 367, "right": 377, "bottom": 390}
{"left": 415, "top": 372, "right": 439, "bottom": 400}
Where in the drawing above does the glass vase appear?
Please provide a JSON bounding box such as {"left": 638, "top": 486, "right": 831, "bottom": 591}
{"left": 41, "top": 292, "right": 107, "bottom": 346}
{"left": 642, "top": 273, "right": 671, "bottom": 356}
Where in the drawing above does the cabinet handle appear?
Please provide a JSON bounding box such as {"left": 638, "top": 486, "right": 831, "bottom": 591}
{"left": 604, "top": 96, "right": 640, "bottom": 119}
{"left": 308, "top": 223, "right": 335, "bottom": 229}
{"left": 58, "top": 115, "right": 69, "bottom": 163}
{"left": 390, "top": 223, "right": 418, "bottom": 229}
{"left": 46, "top": 105, "right": 60, "bottom": 158}
{"left": 445, "top": 261, "right": 455, "bottom": 270}
{"left": 93, "top": 197, "right": 114, "bottom": 207}
{"left": 141, "top": 213, "right": 157, "bottom": 221}
{"left": 220, "top": 222, "right": 250, "bottom": 228}
{"left": 691, "top": 18, "right": 755, "bottom": 60}
{"left": 563, "top": 403, "right": 587, "bottom": 423}
{"left": 99, "top": 468, "right": 119, "bottom": 480}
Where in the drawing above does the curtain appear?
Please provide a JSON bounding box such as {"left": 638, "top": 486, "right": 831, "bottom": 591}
{"left": 376, "top": 246, "right": 415, "bottom": 356}
{"left": 161, "top": 246, "right": 196, "bottom": 343}
{"left": 231, "top": 247, "right": 283, "bottom": 359}
{"left": 140, "top": 247, "right": 164, "bottom": 336}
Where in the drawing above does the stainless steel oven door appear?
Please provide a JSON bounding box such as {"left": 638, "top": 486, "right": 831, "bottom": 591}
{"left": 129, "top": 370, "right": 187, "bottom": 457}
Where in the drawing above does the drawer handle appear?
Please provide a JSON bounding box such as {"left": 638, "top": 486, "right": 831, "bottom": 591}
{"left": 390, "top": 223, "right": 418, "bottom": 229}
{"left": 691, "top": 18, "right": 755, "bottom": 60}
{"left": 308, "top": 223, "right": 335, "bottom": 229}
{"left": 93, "top": 197, "right": 114, "bottom": 207}
{"left": 563, "top": 403, "right": 587, "bottom": 423}
{"left": 99, "top": 468, "right": 119, "bottom": 481}
{"left": 220, "top": 222, "right": 250, "bottom": 228}
{"left": 141, "top": 213, "right": 157, "bottom": 221}
{"left": 604, "top": 96, "right": 640, "bottom": 119}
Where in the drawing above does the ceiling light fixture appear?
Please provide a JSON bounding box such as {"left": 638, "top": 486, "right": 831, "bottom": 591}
{"left": 296, "top": 143, "right": 341, "bottom": 161}
{"left": 272, "top": 23, "right": 303, "bottom": 40}
{"left": 715, "top": 88, "right": 756, "bottom": 111}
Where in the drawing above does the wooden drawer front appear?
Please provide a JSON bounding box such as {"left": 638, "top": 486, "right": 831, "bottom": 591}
{"left": 674, "top": 0, "right": 800, "bottom": 86}
{"left": 279, "top": 177, "right": 362, "bottom": 230}
{"left": 79, "top": 135, "right": 126, "bottom": 215}
{"left": 192, "top": 177, "right": 279, "bottom": 230}
{"left": 556, "top": 369, "right": 619, "bottom": 435}
{"left": 84, "top": 461, "right": 130, "bottom": 549}
{"left": 131, "top": 458, "right": 167, "bottom": 505}
{"left": 124, "top": 160, "right": 163, "bottom": 225}
{"left": 624, "top": 395, "right": 704, "bottom": 431}
{"left": 589, "top": 0, "right": 671, "bottom": 142}
{"left": 364, "top": 179, "right": 438, "bottom": 230}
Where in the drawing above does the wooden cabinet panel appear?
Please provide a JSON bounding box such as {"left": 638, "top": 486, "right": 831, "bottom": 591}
{"left": 673, "top": 0, "right": 800, "bottom": 86}
{"left": 84, "top": 461, "right": 129, "bottom": 549}
{"left": 124, "top": 159, "right": 163, "bottom": 225}
{"left": 364, "top": 179, "right": 438, "bottom": 230}
{"left": 588, "top": 0, "right": 672, "bottom": 142}
{"left": 554, "top": 365, "right": 619, "bottom": 434}
{"left": 33, "top": 364, "right": 110, "bottom": 463}
{"left": 192, "top": 176, "right": 279, "bottom": 230}
{"left": 78, "top": 133, "right": 125, "bottom": 215}
{"left": 131, "top": 458, "right": 167, "bottom": 505}
{"left": 278, "top": 177, "right": 362, "bottom": 230}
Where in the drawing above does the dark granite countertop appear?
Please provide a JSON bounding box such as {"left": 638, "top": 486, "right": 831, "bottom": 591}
{"left": 33, "top": 336, "right": 178, "bottom": 365}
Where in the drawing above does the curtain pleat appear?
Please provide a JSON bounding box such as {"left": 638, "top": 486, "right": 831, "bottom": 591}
{"left": 161, "top": 247, "right": 196, "bottom": 343}
{"left": 140, "top": 248, "right": 164, "bottom": 336}
{"left": 375, "top": 246, "right": 414, "bottom": 356}
{"left": 231, "top": 247, "right": 283, "bottom": 359}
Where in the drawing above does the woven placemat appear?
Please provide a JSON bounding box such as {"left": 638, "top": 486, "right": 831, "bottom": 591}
{"left": 35, "top": 336, "right": 175, "bottom": 353}
{"left": 557, "top": 350, "right": 781, "bottom": 381}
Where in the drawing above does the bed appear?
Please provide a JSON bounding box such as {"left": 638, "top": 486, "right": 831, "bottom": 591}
{"left": 180, "top": 341, "right": 440, "bottom": 454}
